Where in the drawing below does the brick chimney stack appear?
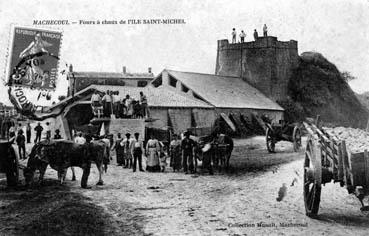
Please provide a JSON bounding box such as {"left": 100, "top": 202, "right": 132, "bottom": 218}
{"left": 123, "top": 66, "right": 127, "bottom": 74}
{"left": 69, "top": 64, "right": 73, "bottom": 72}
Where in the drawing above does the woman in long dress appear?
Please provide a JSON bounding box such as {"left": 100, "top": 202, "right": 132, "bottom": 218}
{"left": 170, "top": 134, "right": 182, "bottom": 172}
{"left": 146, "top": 134, "right": 160, "bottom": 172}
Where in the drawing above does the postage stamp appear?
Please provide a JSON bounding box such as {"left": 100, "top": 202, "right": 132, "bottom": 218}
{"left": 6, "top": 26, "right": 62, "bottom": 90}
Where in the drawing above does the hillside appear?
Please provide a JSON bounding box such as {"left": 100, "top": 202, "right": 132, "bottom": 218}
{"left": 285, "top": 52, "right": 368, "bottom": 128}
{"left": 356, "top": 92, "right": 369, "bottom": 111}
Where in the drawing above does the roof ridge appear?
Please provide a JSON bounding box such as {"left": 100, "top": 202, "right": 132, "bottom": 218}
{"left": 166, "top": 69, "right": 242, "bottom": 79}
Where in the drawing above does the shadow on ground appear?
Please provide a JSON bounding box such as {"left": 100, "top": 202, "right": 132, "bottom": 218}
{"left": 316, "top": 212, "right": 369, "bottom": 227}
{"left": 0, "top": 179, "right": 147, "bottom": 236}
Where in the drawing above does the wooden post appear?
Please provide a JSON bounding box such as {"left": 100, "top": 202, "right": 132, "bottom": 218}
{"left": 341, "top": 140, "right": 349, "bottom": 187}
{"left": 364, "top": 150, "right": 369, "bottom": 189}
{"left": 337, "top": 142, "right": 344, "bottom": 181}
{"left": 366, "top": 118, "right": 369, "bottom": 132}
{"left": 315, "top": 115, "right": 321, "bottom": 128}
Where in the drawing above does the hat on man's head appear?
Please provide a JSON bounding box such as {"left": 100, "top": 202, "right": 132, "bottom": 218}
{"left": 125, "top": 133, "right": 131, "bottom": 137}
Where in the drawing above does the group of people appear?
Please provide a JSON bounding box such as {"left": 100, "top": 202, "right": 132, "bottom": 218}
{"left": 231, "top": 24, "right": 268, "bottom": 43}
{"left": 91, "top": 90, "right": 150, "bottom": 119}
{"left": 111, "top": 133, "right": 165, "bottom": 172}
{"left": 109, "top": 131, "right": 199, "bottom": 174}
{"left": 8, "top": 121, "right": 61, "bottom": 160}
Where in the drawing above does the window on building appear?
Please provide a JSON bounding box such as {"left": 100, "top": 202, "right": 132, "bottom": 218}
{"left": 152, "top": 76, "right": 162, "bottom": 87}
{"left": 193, "top": 93, "right": 202, "bottom": 100}
{"left": 137, "top": 80, "right": 148, "bottom": 87}
{"left": 169, "top": 75, "right": 177, "bottom": 88}
{"left": 181, "top": 84, "right": 189, "bottom": 92}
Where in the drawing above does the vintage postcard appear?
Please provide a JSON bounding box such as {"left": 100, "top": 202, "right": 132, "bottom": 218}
{"left": 0, "top": 0, "right": 368, "bottom": 235}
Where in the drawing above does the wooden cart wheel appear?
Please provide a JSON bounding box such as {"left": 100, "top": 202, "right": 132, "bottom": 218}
{"left": 5, "top": 144, "right": 18, "bottom": 187}
{"left": 292, "top": 126, "right": 302, "bottom": 152}
{"left": 266, "top": 127, "right": 275, "bottom": 153}
{"left": 303, "top": 137, "right": 322, "bottom": 217}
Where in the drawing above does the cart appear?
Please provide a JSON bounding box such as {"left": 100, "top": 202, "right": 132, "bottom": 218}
{"left": 303, "top": 118, "right": 369, "bottom": 217}
{"left": 0, "top": 141, "right": 20, "bottom": 186}
{"left": 264, "top": 120, "right": 302, "bottom": 153}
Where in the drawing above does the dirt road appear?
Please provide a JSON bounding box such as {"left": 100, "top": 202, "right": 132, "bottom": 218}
{"left": 1, "top": 137, "right": 369, "bottom": 235}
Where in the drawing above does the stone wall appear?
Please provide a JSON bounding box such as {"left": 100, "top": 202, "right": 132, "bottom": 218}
{"left": 215, "top": 36, "right": 299, "bottom": 101}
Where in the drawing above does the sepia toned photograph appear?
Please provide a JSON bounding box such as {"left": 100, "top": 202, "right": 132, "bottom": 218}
{"left": 0, "top": 0, "right": 368, "bottom": 235}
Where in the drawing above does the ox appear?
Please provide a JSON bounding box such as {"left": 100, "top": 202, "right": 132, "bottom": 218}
{"left": 69, "top": 136, "right": 111, "bottom": 180}
{"left": 23, "top": 139, "right": 109, "bottom": 188}
{"left": 194, "top": 133, "right": 234, "bottom": 172}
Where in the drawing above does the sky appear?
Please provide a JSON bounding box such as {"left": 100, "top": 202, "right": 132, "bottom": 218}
{"left": 0, "top": 0, "right": 368, "bottom": 106}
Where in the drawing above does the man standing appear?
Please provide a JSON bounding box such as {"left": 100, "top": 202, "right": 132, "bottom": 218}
{"left": 263, "top": 24, "right": 268, "bottom": 37}
{"left": 102, "top": 90, "right": 112, "bottom": 117}
{"left": 121, "top": 133, "right": 133, "bottom": 168}
{"left": 140, "top": 91, "right": 150, "bottom": 118}
{"left": 231, "top": 28, "right": 237, "bottom": 43}
{"left": 16, "top": 130, "right": 26, "bottom": 160}
{"left": 45, "top": 122, "right": 51, "bottom": 140}
{"left": 253, "top": 29, "right": 259, "bottom": 41}
{"left": 16, "top": 123, "right": 23, "bottom": 134}
{"left": 131, "top": 132, "right": 145, "bottom": 172}
{"left": 34, "top": 122, "right": 43, "bottom": 143}
{"left": 111, "top": 133, "right": 124, "bottom": 166}
{"left": 181, "top": 131, "right": 196, "bottom": 174}
{"left": 239, "top": 30, "right": 246, "bottom": 43}
{"left": 91, "top": 90, "right": 101, "bottom": 106}
{"left": 26, "top": 123, "right": 31, "bottom": 143}
{"left": 125, "top": 95, "right": 133, "bottom": 118}
{"left": 112, "top": 91, "right": 120, "bottom": 118}
{"left": 91, "top": 90, "right": 101, "bottom": 118}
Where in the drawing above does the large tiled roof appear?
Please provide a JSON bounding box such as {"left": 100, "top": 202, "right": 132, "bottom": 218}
{"left": 70, "top": 71, "right": 154, "bottom": 79}
{"left": 92, "top": 85, "right": 212, "bottom": 108}
{"left": 165, "top": 70, "right": 284, "bottom": 111}
{"left": 51, "top": 84, "right": 212, "bottom": 110}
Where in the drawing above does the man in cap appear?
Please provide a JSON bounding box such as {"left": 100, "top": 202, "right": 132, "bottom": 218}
{"left": 181, "top": 130, "right": 197, "bottom": 174}
{"left": 131, "top": 132, "right": 145, "bottom": 172}
{"left": 34, "top": 122, "right": 43, "bottom": 143}
{"left": 16, "top": 129, "right": 26, "bottom": 159}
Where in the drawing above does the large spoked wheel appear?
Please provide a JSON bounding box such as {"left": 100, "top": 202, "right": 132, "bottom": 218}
{"left": 266, "top": 127, "right": 275, "bottom": 153}
{"left": 293, "top": 126, "right": 302, "bottom": 152}
{"left": 303, "top": 137, "right": 322, "bottom": 217}
{"left": 5, "top": 145, "right": 19, "bottom": 187}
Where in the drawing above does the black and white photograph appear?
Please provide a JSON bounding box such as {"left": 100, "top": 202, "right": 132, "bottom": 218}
{"left": 0, "top": 0, "right": 369, "bottom": 235}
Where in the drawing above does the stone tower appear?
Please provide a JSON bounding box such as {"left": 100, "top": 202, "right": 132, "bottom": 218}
{"left": 215, "top": 36, "right": 299, "bottom": 101}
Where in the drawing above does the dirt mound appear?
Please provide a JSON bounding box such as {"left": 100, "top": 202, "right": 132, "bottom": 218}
{"left": 286, "top": 52, "right": 368, "bottom": 128}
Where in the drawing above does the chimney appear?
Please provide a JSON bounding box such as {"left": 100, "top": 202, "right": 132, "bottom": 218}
{"left": 123, "top": 66, "right": 126, "bottom": 74}
{"left": 69, "top": 64, "right": 73, "bottom": 72}
{"left": 148, "top": 67, "right": 152, "bottom": 74}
